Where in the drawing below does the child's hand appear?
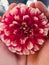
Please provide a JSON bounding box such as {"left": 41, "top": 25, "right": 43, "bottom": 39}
{"left": 27, "top": 1, "right": 49, "bottom": 65}
{"left": 0, "top": 3, "right": 26, "bottom": 65}
{"left": 0, "top": 1, "right": 49, "bottom": 65}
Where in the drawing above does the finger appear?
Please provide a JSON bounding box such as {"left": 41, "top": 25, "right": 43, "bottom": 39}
{"left": 27, "top": 54, "right": 38, "bottom": 65}
{"left": 10, "top": 3, "right": 28, "bottom": 15}
{"left": 0, "top": 16, "right": 2, "bottom": 21}
{"left": 17, "top": 55, "right": 26, "bottom": 65}
{"left": 30, "top": 2, "right": 35, "bottom": 8}
{"left": 0, "top": 40, "right": 18, "bottom": 65}
{"left": 37, "top": 39, "right": 49, "bottom": 65}
{"left": 35, "top": 1, "right": 49, "bottom": 19}
{"left": 4, "top": 3, "right": 17, "bottom": 16}
{"left": 7, "top": 3, "right": 17, "bottom": 12}
{"left": 0, "top": 40, "right": 26, "bottom": 65}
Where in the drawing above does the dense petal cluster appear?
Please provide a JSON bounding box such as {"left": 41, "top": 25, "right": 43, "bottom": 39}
{"left": 0, "top": 4, "right": 49, "bottom": 55}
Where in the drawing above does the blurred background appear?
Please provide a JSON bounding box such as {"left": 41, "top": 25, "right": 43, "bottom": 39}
{"left": 0, "top": 0, "right": 49, "bottom": 16}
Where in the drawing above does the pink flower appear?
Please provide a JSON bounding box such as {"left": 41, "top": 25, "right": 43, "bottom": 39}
{"left": 0, "top": 4, "right": 49, "bottom": 55}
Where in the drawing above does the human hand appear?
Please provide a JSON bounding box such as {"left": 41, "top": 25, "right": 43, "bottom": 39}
{"left": 0, "top": 1, "right": 49, "bottom": 65}
{"left": 27, "top": 1, "right": 49, "bottom": 65}
{"left": 0, "top": 3, "right": 26, "bottom": 65}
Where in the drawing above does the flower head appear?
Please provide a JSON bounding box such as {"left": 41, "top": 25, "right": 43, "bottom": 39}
{"left": 0, "top": 4, "right": 49, "bottom": 55}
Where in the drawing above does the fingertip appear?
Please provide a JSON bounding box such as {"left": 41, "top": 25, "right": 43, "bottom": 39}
{"left": 4, "top": 3, "right": 17, "bottom": 16}
{"left": 35, "top": 1, "right": 44, "bottom": 5}
{"left": 35, "top": 1, "right": 49, "bottom": 19}
{"left": 8, "top": 3, "right": 17, "bottom": 11}
{"left": 30, "top": 2, "right": 35, "bottom": 8}
{"left": 11, "top": 3, "right": 17, "bottom": 5}
{"left": 0, "top": 16, "right": 2, "bottom": 19}
{"left": 0, "top": 16, "right": 2, "bottom": 21}
{"left": 35, "top": 1, "right": 47, "bottom": 11}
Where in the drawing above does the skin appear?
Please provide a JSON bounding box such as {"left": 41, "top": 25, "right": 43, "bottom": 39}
{"left": 0, "top": 1, "right": 49, "bottom": 65}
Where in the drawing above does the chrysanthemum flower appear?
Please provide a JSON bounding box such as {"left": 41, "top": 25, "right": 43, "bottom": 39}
{"left": 0, "top": 4, "right": 49, "bottom": 55}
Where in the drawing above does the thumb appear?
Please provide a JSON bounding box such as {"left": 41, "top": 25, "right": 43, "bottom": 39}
{"left": 37, "top": 39, "right": 49, "bottom": 65}
{"left": 35, "top": 1, "right": 49, "bottom": 19}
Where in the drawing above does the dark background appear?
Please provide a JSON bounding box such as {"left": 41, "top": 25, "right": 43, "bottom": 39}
{"left": 0, "top": 0, "right": 49, "bottom": 16}
{"left": 8, "top": 0, "right": 27, "bottom": 4}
